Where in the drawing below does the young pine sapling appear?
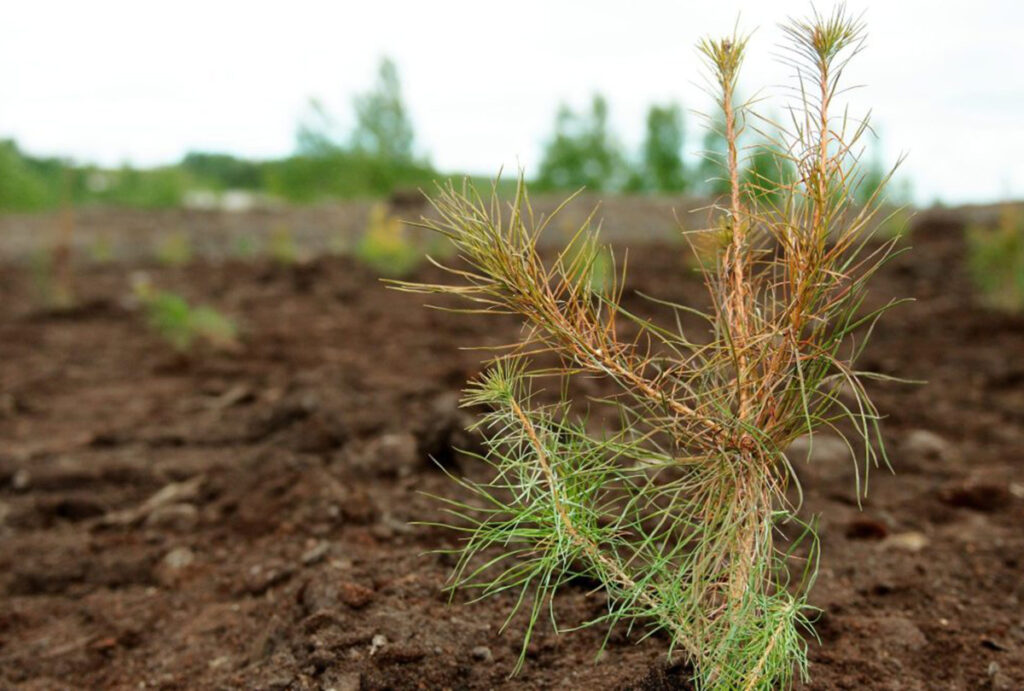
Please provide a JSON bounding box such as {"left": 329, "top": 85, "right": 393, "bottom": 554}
{"left": 356, "top": 203, "right": 422, "bottom": 277}
{"left": 398, "top": 7, "right": 903, "bottom": 688}
{"left": 967, "top": 204, "right": 1024, "bottom": 313}
{"left": 133, "top": 277, "right": 239, "bottom": 352}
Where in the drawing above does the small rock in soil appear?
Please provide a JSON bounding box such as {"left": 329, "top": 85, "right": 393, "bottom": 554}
{"left": 375, "top": 644, "right": 427, "bottom": 664}
{"left": 299, "top": 577, "right": 374, "bottom": 612}
{"left": 11, "top": 469, "right": 30, "bottom": 492}
{"left": 879, "top": 616, "right": 928, "bottom": 651}
{"left": 245, "top": 561, "right": 296, "bottom": 596}
{"left": 378, "top": 513, "right": 412, "bottom": 536}
{"left": 786, "top": 434, "right": 851, "bottom": 464}
{"left": 785, "top": 433, "right": 852, "bottom": 484}
{"left": 206, "top": 384, "right": 254, "bottom": 410}
{"left": 369, "top": 633, "right": 388, "bottom": 656}
{"left": 301, "top": 540, "right": 330, "bottom": 566}
{"left": 299, "top": 578, "right": 337, "bottom": 613}
{"left": 144, "top": 502, "right": 199, "bottom": 532}
{"left": 987, "top": 661, "right": 1014, "bottom": 691}
{"left": 881, "top": 531, "right": 929, "bottom": 552}
{"left": 902, "top": 429, "right": 952, "bottom": 461}
{"left": 338, "top": 581, "right": 375, "bottom": 608}
{"left": 155, "top": 546, "right": 195, "bottom": 587}
{"left": 208, "top": 655, "right": 232, "bottom": 670}
{"left": 103, "top": 475, "right": 205, "bottom": 527}
{"left": 356, "top": 432, "right": 418, "bottom": 478}
{"left": 471, "top": 645, "right": 494, "bottom": 663}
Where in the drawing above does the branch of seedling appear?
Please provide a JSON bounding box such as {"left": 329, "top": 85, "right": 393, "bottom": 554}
{"left": 504, "top": 391, "right": 700, "bottom": 659}
{"left": 395, "top": 5, "right": 903, "bottom": 689}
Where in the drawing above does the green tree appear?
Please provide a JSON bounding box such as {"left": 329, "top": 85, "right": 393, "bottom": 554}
{"left": 639, "top": 103, "right": 689, "bottom": 192}
{"left": 352, "top": 57, "right": 416, "bottom": 163}
{"left": 535, "top": 94, "right": 626, "bottom": 191}
{"left": 0, "top": 140, "right": 52, "bottom": 211}
{"left": 104, "top": 165, "right": 188, "bottom": 208}
{"left": 279, "top": 58, "right": 433, "bottom": 202}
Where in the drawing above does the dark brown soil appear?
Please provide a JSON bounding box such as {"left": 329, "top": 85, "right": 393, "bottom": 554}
{"left": 0, "top": 208, "right": 1022, "bottom": 690}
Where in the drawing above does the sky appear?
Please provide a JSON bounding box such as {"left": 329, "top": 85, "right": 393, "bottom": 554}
{"left": 1, "top": 1, "right": 1021, "bottom": 205}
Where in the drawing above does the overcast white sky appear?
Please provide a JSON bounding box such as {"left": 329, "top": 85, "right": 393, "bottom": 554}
{"left": 1, "top": 1, "right": 1021, "bottom": 204}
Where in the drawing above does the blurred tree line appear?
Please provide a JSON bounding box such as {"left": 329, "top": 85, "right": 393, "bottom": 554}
{"left": 0, "top": 58, "right": 433, "bottom": 212}
{"left": 0, "top": 61, "right": 896, "bottom": 213}
{"left": 268, "top": 57, "right": 434, "bottom": 202}
{"left": 535, "top": 93, "right": 902, "bottom": 207}
{"left": 536, "top": 95, "right": 796, "bottom": 201}
{"left": 0, "top": 138, "right": 193, "bottom": 212}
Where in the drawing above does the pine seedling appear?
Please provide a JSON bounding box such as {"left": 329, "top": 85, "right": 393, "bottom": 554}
{"left": 967, "top": 204, "right": 1024, "bottom": 312}
{"left": 132, "top": 278, "right": 238, "bottom": 351}
{"left": 269, "top": 224, "right": 302, "bottom": 265}
{"left": 355, "top": 203, "right": 421, "bottom": 276}
{"left": 155, "top": 231, "right": 193, "bottom": 267}
{"left": 396, "top": 6, "right": 904, "bottom": 688}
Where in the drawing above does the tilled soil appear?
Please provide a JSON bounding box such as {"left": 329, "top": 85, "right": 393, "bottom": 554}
{"left": 0, "top": 210, "right": 1022, "bottom": 690}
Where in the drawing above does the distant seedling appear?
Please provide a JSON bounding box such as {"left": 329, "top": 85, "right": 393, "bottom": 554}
{"left": 133, "top": 277, "right": 238, "bottom": 351}
{"left": 397, "top": 7, "right": 905, "bottom": 689}
{"left": 269, "top": 224, "right": 301, "bottom": 265}
{"left": 355, "top": 203, "right": 420, "bottom": 276}
{"left": 967, "top": 204, "right": 1024, "bottom": 312}
{"left": 155, "top": 231, "right": 192, "bottom": 267}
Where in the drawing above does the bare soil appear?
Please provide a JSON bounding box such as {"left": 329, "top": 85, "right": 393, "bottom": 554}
{"left": 0, "top": 208, "right": 1022, "bottom": 690}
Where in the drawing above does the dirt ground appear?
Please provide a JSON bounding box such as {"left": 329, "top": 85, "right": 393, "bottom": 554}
{"left": 0, "top": 206, "right": 1022, "bottom": 690}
